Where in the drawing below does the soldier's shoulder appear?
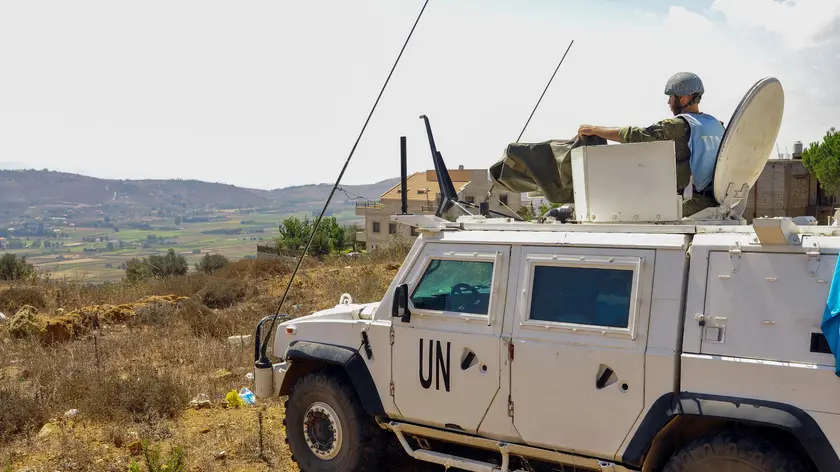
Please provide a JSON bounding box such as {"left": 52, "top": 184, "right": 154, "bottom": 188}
{"left": 656, "top": 117, "right": 689, "bottom": 127}
{"left": 645, "top": 117, "right": 688, "bottom": 139}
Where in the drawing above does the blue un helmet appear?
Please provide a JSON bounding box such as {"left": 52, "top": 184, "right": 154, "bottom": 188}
{"left": 665, "top": 72, "right": 704, "bottom": 114}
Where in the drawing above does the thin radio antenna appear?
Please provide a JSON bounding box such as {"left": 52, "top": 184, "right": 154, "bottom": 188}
{"left": 255, "top": 0, "right": 431, "bottom": 368}
{"left": 516, "top": 39, "right": 574, "bottom": 143}
{"left": 486, "top": 39, "right": 574, "bottom": 203}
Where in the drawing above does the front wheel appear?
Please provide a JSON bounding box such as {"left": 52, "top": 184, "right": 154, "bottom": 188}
{"left": 662, "top": 430, "right": 808, "bottom": 472}
{"left": 284, "top": 371, "right": 386, "bottom": 472}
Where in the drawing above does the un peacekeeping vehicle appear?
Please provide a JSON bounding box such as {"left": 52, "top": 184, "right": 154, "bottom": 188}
{"left": 252, "top": 77, "right": 840, "bottom": 472}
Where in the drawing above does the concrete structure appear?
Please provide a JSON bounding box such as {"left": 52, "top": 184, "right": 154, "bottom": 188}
{"left": 744, "top": 157, "right": 838, "bottom": 224}
{"left": 355, "top": 166, "right": 522, "bottom": 250}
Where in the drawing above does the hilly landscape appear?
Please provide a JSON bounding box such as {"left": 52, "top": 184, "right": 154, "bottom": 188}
{"left": 0, "top": 169, "right": 400, "bottom": 282}
{"left": 0, "top": 169, "right": 399, "bottom": 221}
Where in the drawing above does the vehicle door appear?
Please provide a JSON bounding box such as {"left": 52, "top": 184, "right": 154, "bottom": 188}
{"left": 391, "top": 242, "right": 510, "bottom": 434}
{"left": 510, "top": 245, "right": 654, "bottom": 460}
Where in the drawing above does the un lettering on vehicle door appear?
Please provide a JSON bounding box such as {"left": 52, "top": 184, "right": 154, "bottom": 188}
{"left": 390, "top": 243, "right": 510, "bottom": 434}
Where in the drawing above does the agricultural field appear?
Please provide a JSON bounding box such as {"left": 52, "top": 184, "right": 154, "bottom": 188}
{"left": 7, "top": 211, "right": 354, "bottom": 283}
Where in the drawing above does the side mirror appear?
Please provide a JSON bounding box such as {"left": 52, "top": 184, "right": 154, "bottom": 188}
{"left": 392, "top": 283, "right": 411, "bottom": 323}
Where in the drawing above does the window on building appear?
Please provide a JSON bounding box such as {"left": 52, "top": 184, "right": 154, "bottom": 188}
{"left": 466, "top": 196, "right": 475, "bottom": 204}
{"left": 410, "top": 226, "right": 418, "bottom": 236}
{"left": 411, "top": 259, "right": 494, "bottom": 315}
{"left": 389, "top": 223, "right": 397, "bottom": 234}
{"left": 529, "top": 265, "right": 633, "bottom": 328}
{"left": 499, "top": 194, "right": 508, "bottom": 206}
{"left": 372, "top": 221, "right": 380, "bottom": 233}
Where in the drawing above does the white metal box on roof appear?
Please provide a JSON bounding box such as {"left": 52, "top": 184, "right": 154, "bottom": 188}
{"left": 570, "top": 140, "right": 682, "bottom": 224}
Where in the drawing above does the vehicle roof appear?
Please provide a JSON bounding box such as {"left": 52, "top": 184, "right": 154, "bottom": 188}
{"left": 413, "top": 215, "right": 840, "bottom": 250}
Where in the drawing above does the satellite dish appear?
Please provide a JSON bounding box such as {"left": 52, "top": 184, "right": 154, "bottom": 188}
{"left": 713, "top": 77, "right": 785, "bottom": 209}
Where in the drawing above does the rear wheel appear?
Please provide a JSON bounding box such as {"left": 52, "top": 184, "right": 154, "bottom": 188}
{"left": 284, "top": 371, "right": 386, "bottom": 472}
{"left": 662, "top": 430, "right": 808, "bottom": 472}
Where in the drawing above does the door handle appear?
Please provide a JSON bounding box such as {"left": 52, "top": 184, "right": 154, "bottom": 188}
{"left": 596, "top": 367, "right": 613, "bottom": 389}
{"left": 461, "top": 349, "right": 476, "bottom": 370}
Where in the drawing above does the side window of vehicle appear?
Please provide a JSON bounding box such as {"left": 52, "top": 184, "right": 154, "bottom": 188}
{"left": 529, "top": 265, "right": 634, "bottom": 328}
{"left": 410, "top": 259, "right": 494, "bottom": 315}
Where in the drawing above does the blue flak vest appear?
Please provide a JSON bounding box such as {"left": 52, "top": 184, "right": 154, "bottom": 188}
{"left": 677, "top": 112, "right": 725, "bottom": 192}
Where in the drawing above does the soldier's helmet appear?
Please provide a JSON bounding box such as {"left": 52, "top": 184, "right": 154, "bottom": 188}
{"left": 664, "top": 72, "right": 704, "bottom": 97}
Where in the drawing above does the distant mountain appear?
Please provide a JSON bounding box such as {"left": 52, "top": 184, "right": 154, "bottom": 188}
{"left": 265, "top": 180, "right": 400, "bottom": 212}
{"left": 0, "top": 169, "right": 399, "bottom": 219}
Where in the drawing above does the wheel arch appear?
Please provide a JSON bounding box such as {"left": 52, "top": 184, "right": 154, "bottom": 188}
{"left": 623, "top": 392, "right": 838, "bottom": 472}
{"left": 279, "top": 340, "right": 386, "bottom": 417}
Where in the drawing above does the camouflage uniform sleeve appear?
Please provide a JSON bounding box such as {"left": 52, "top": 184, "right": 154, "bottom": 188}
{"left": 618, "top": 117, "right": 688, "bottom": 143}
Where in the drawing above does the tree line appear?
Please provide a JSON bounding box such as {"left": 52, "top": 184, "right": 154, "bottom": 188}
{"left": 274, "top": 216, "right": 360, "bottom": 256}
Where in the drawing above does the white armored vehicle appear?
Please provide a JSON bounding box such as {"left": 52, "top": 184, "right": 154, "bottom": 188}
{"left": 253, "top": 77, "right": 840, "bottom": 471}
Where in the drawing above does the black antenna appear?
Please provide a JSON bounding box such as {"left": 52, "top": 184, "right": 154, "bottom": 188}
{"left": 516, "top": 39, "right": 574, "bottom": 143}
{"left": 419, "top": 114, "right": 460, "bottom": 217}
{"left": 256, "top": 0, "right": 430, "bottom": 368}
{"left": 400, "top": 136, "right": 409, "bottom": 215}
{"left": 419, "top": 114, "right": 522, "bottom": 221}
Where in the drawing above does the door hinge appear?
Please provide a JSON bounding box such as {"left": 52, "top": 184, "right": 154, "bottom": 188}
{"left": 390, "top": 381, "right": 395, "bottom": 397}
{"left": 389, "top": 329, "right": 395, "bottom": 345}
{"left": 507, "top": 396, "right": 514, "bottom": 418}
{"left": 508, "top": 342, "right": 515, "bottom": 362}
{"left": 807, "top": 243, "right": 821, "bottom": 277}
{"left": 728, "top": 242, "right": 742, "bottom": 272}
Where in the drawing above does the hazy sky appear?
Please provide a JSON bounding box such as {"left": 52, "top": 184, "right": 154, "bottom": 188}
{"left": 0, "top": 0, "right": 838, "bottom": 192}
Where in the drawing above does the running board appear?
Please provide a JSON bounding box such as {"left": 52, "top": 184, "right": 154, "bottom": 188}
{"left": 382, "top": 421, "right": 632, "bottom": 472}
{"left": 388, "top": 421, "right": 522, "bottom": 472}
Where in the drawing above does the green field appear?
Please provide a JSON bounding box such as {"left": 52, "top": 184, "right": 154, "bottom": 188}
{"left": 8, "top": 212, "right": 320, "bottom": 283}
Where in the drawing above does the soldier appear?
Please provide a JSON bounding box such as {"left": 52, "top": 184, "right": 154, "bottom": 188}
{"left": 577, "top": 72, "right": 725, "bottom": 217}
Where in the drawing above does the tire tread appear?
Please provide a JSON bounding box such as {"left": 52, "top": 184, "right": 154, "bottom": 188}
{"left": 283, "top": 370, "right": 386, "bottom": 472}
{"left": 662, "top": 430, "right": 808, "bottom": 472}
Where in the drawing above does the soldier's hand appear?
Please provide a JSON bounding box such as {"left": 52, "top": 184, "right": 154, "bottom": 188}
{"left": 578, "top": 124, "right": 598, "bottom": 137}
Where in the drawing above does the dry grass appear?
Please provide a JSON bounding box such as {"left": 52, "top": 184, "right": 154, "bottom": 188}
{"left": 0, "top": 245, "right": 439, "bottom": 471}
{"left": 0, "top": 286, "right": 47, "bottom": 314}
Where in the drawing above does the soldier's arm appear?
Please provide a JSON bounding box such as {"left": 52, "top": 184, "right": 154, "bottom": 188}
{"left": 618, "top": 118, "right": 687, "bottom": 143}
{"left": 577, "top": 125, "right": 622, "bottom": 142}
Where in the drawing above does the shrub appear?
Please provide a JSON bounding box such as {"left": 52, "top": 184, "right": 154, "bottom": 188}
{"left": 216, "top": 258, "right": 294, "bottom": 279}
{"left": 130, "top": 442, "right": 187, "bottom": 472}
{"left": 366, "top": 238, "right": 412, "bottom": 262}
{"left": 131, "top": 300, "right": 178, "bottom": 327}
{"left": 125, "top": 258, "right": 153, "bottom": 282}
{"left": 146, "top": 272, "right": 210, "bottom": 298}
{"left": 125, "top": 249, "right": 188, "bottom": 282}
{"left": 0, "top": 286, "right": 47, "bottom": 314}
{"left": 90, "top": 364, "right": 189, "bottom": 422}
{"left": 199, "top": 278, "right": 255, "bottom": 309}
{"left": 177, "top": 298, "right": 237, "bottom": 338}
{"left": 0, "top": 253, "right": 35, "bottom": 281}
{"left": 195, "top": 253, "right": 230, "bottom": 274}
{"left": 0, "top": 386, "right": 48, "bottom": 441}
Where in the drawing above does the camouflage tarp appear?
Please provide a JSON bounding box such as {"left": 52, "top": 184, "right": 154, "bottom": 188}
{"left": 489, "top": 135, "right": 607, "bottom": 204}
